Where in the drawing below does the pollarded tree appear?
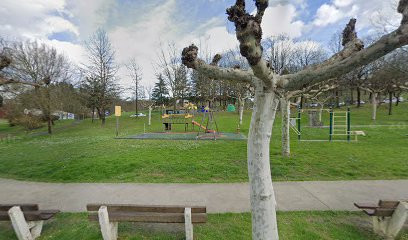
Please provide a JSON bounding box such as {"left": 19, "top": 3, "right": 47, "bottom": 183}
{"left": 181, "top": 1, "right": 408, "bottom": 239}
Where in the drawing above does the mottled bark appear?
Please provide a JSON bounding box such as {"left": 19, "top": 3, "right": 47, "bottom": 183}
{"left": 248, "top": 86, "right": 279, "bottom": 239}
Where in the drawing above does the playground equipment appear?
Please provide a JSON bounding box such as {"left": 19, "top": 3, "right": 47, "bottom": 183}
{"left": 157, "top": 104, "right": 221, "bottom": 140}
{"left": 194, "top": 109, "right": 219, "bottom": 140}
{"left": 290, "top": 107, "right": 365, "bottom": 142}
{"left": 161, "top": 103, "right": 197, "bottom": 132}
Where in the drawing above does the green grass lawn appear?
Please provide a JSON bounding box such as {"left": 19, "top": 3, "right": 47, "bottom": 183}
{"left": 1, "top": 211, "right": 403, "bottom": 240}
{"left": 0, "top": 103, "right": 407, "bottom": 183}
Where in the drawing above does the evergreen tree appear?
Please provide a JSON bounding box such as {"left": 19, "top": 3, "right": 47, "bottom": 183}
{"left": 152, "top": 74, "right": 169, "bottom": 105}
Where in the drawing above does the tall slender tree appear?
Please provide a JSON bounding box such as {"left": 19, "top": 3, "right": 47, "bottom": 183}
{"left": 152, "top": 74, "right": 169, "bottom": 105}
{"left": 126, "top": 59, "right": 143, "bottom": 116}
{"left": 83, "top": 29, "right": 119, "bottom": 125}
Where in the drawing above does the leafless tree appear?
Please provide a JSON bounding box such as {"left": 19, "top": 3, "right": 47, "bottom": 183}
{"left": 181, "top": 1, "right": 408, "bottom": 238}
{"left": 6, "top": 40, "right": 70, "bottom": 133}
{"left": 82, "top": 29, "right": 119, "bottom": 125}
{"left": 157, "top": 42, "right": 188, "bottom": 109}
{"left": 126, "top": 58, "right": 143, "bottom": 116}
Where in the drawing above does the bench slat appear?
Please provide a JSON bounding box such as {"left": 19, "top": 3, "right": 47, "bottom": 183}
{"left": 0, "top": 204, "right": 39, "bottom": 212}
{"left": 86, "top": 204, "right": 206, "bottom": 214}
{"left": 0, "top": 210, "right": 59, "bottom": 221}
{"left": 354, "top": 203, "right": 378, "bottom": 209}
{"left": 374, "top": 208, "right": 395, "bottom": 217}
{"left": 379, "top": 200, "right": 400, "bottom": 209}
{"left": 88, "top": 212, "right": 207, "bottom": 223}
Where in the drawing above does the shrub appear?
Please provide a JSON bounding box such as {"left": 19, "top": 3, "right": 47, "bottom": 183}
{"left": 16, "top": 115, "right": 44, "bottom": 130}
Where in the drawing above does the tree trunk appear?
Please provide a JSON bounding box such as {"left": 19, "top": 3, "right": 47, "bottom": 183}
{"left": 388, "top": 91, "right": 393, "bottom": 115}
{"left": 372, "top": 92, "right": 378, "bottom": 121}
{"left": 92, "top": 107, "right": 95, "bottom": 123}
{"left": 97, "top": 108, "right": 106, "bottom": 125}
{"left": 318, "top": 104, "right": 324, "bottom": 122}
{"left": 335, "top": 91, "right": 340, "bottom": 108}
{"left": 148, "top": 106, "right": 152, "bottom": 126}
{"left": 280, "top": 97, "right": 290, "bottom": 157}
{"left": 46, "top": 87, "right": 52, "bottom": 134}
{"left": 135, "top": 98, "right": 138, "bottom": 117}
{"left": 357, "top": 88, "right": 361, "bottom": 108}
{"left": 247, "top": 87, "right": 279, "bottom": 240}
{"left": 238, "top": 98, "right": 244, "bottom": 126}
{"left": 350, "top": 88, "right": 354, "bottom": 104}
{"left": 395, "top": 92, "right": 400, "bottom": 106}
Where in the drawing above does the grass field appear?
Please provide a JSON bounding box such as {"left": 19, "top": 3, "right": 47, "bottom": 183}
{"left": 1, "top": 211, "right": 403, "bottom": 240}
{"left": 0, "top": 103, "right": 407, "bottom": 183}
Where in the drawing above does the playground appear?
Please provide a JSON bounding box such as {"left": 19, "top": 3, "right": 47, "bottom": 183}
{"left": 288, "top": 106, "right": 366, "bottom": 142}
{"left": 0, "top": 104, "right": 407, "bottom": 183}
{"left": 119, "top": 103, "right": 246, "bottom": 140}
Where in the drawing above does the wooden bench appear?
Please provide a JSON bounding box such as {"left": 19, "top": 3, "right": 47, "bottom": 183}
{"left": 0, "top": 204, "right": 59, "bottom": 240}
{"left": 355, "top": 200, "right": 408, "bottom": 239}
{"left": 87, "top": 204, "right": 207, "bottom": 240}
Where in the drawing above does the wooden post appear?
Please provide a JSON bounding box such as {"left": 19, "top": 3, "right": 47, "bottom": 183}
{"left": 347, "top": 108, "right": 351, "bottom": 142}
{"left": 329, "top": 108, "right": 333, "bottom": 142}
{"left": 297, "top": 107, "right": 301, "bottom": 140}
{"left": 184, "top": 208, "right": 193, "bottom": 240}
{"left": 116, "top": 117, "right": 119, "bottom": 137}
{"left": 385, "top": 202, "right": 408, "bottom": 239}
{"left": 8, "top": 206, "right": 34, "bottom": 240}
{"left": 27, "top": 221, "right": 44, "bottom": 239}
{"left": 98, "top": 206, "right": 118, "bottom": 240}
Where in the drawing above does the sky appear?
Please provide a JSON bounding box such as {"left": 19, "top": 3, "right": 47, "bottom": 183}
{"left": 0, "top": 0, "right": 402, "bottom": 96}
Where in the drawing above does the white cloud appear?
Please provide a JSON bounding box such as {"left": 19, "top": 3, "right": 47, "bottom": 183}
{"left": 261, "top": 4, "right": 304, "bottom": 38}
{"left": 0, "top": 0, "right": 77, "bottom": 39}
{"left": 313, "top": 4, "right": 344, "bottom": 27}
{"left": 334, "top": 0, "right": 354, "bottom": 8}
{"left": 313, "top": 0, "right": 401, "bottom": 30}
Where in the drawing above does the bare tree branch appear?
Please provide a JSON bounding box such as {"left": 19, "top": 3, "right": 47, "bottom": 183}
{"left": 0, "top": 76, "right": 40, "bottom": 87}
{"left": 226, "top": 0, "right": 274, "bottom": 87}
{"left": 182, "top": 44, "right": 258, "bottom": 85}
{"left": 280, "top": 2, "right": 408, "bottom": 91}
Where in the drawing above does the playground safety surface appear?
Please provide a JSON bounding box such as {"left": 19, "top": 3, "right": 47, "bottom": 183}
{"left": 117, "top": 132, "right": 247, "bottom": 140}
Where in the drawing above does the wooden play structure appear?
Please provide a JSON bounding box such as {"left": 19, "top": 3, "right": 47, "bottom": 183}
{"left": 160, "top": 104, "right": 219, "bottom": 140}
{"left": 161, "top": 103, "right": 196, "bottom": 132}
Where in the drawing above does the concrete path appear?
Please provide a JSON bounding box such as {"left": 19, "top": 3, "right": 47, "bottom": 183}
{"left": 0, "top": 178, "right": 407, "bottom": 213}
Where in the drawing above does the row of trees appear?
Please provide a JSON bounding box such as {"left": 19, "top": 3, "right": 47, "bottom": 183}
{"left": 1, "top": 12, "right": 407, "bottom": 137}
{"left": 0, "top": 29, "right": 124, "bottom": 132}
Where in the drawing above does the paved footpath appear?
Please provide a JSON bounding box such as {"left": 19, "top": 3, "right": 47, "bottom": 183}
{"left": 0, "top": 178, "right": 407, "bottom": 213}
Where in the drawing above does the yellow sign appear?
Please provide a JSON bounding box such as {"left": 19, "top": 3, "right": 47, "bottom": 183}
{"left": 115, "top": 106, "right": 121, "bottom": 117}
